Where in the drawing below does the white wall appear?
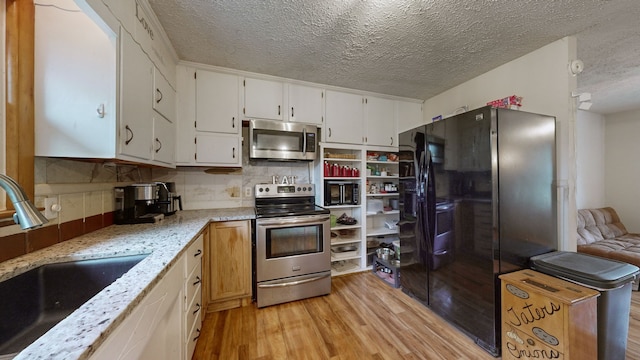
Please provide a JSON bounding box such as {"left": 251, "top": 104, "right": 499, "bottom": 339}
{"left": 605, "top": 109, "right": 640, "bottom": 232}
{"left": 403, "top": 37, "right": 578, "bottom": 251}
{"left": 576, "top": 110, "right": 605, "bottom": 209}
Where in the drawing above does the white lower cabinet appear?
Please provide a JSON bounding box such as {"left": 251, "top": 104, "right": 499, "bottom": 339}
{"left": 90, "top": 257, "right": 184, "bottom": 360}
{"left": 90, "top": 234, "right": 204, "bottom": 360}
{"left": 184, "top": 234, "right": 204, "bottom": 360}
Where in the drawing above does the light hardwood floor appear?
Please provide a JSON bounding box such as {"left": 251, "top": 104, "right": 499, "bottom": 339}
{"left": 194, "top": 272, "right": 640, "bottom": 359}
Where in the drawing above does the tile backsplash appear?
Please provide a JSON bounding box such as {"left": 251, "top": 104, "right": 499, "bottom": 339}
{"left": 0, "top": 148, "right": 313, "bottom": 262}
{"left": 152, "top": 157, "right": 312, "bottom": 210}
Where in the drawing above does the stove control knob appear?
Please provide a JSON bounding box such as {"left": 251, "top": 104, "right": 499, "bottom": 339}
{"left": 258, "top": 187, "right": 263, "bottom": 192}
{"left": 265, "top": 188, "right": 270, "bottom": 192}
{"left": 302, "top": 187, "right": 307, "bottom": 191}
{"left": 308, "top": 185, "right": 312, "bottom": 191}
{"left": 297, "top": 187, "right": 301, "bottom": 191}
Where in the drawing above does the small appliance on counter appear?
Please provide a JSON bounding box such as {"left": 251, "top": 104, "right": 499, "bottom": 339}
{"left": 154, "top": 182, "right": 182, "bottom": 216}
{"left": 114, "top": 182, "right": 182, "bottom": 224}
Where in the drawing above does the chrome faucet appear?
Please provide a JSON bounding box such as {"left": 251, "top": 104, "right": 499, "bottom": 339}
{"left": 0, "top": 174, "right": 48, "bottom": 229}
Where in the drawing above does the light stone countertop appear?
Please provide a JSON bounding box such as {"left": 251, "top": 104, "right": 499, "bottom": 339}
{"left": 0, "top": 208, "right": 255, "bottom": 360}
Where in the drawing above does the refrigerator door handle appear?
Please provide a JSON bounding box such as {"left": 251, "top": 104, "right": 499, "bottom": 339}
{"left": 417, "top": 151, "right": 426, "bottom": 198}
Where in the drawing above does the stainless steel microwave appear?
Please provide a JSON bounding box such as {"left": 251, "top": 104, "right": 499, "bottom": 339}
{"left": 249, "top": 119, "right": 318, "bottom": 161}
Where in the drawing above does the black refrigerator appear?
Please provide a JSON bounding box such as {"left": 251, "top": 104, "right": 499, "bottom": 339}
{"left": 398, "top": 105, "right": 557, "bottom": 356}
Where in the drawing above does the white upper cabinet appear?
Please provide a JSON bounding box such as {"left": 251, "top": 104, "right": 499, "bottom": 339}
{"left": 119, "top": 29, "right": 154, "bottom": 161}
{"left": 288, "top": 84, "right": 324, "bottom": 125}
{"left": 176, "top": 67, "right": 242, "bottom": 167}
{"left": 195, "top": 70, "right": 240, "bottom": 134}
{"left": 365, "top": 96, "right": 396, "bottom": 147}
{"left": 243, "top": 78, "right": 284, "bottom": 120}
{"left": 195, "top": 134, "right": 242, "bottom": 166}
{"left": 35, "top": 0, "right": 177, "bottom": 168}
{"left": 396, "top": 100, "right": 423, "bottom": 132}
{"left": 325, "top": 91, "right": 401, "bottom": 147}
{"left": 152, "top": 115, "right": 176, "bottom": 165}
{"left": 324, "top": 90, "right": 364, "bottom": 145}
{"left": 35, "top": 0, "right": 117, "bottom": 158}
{"left": 153, "top": 67, "right": 176, "bottom": 122}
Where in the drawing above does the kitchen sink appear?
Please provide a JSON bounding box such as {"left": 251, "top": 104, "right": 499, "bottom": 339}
{"left": 0, "top": 254, "right": 148, "bottom": 357}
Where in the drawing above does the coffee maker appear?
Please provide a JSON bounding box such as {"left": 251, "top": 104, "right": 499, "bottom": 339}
{"left": 115, "top": 182, "right": 182, "bottom": 224}
{"left": 155, "top": 182, "right": 182, "bottom": 216}
{"left": 114, "top": 184, "right": 161, "bottom": 224}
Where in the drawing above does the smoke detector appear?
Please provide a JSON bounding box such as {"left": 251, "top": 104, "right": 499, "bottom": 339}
{"left": 569, "top": 60, "right": 585, "bottom": 76}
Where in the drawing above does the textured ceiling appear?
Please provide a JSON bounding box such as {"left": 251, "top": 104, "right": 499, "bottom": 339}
{"left": 148, "top": 0, "right": 639, "bottom": 115}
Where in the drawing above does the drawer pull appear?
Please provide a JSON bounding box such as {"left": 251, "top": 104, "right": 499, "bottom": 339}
{"left": 194, "top": 249, "right": 202, "bottom": 257}
{"left": 193, "top": 303, "right": 201, "bottom": 315}
{"left": 193, "top": 276, "right": 201, "bottom": 286}
{"left": 193, "top": 328, "right": 201, "bottom": 342}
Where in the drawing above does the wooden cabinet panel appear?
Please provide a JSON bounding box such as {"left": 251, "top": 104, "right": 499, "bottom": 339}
{"left": 500, "top": 270, "right": 599, "bottom": 360}
{"left": 205, "top": 221, "right": 252, "bottom": 312}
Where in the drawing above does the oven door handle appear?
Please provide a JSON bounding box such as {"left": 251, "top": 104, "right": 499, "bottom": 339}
{"left": 256, "top": 214, "right": 329, "bottom": 226}
{"left": 257, "top": 273, "right": 330, "bottom": 288}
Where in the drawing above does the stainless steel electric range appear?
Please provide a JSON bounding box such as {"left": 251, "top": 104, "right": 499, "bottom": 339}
{"left": 253, "top": 183, "right": 331, "bottom": 308}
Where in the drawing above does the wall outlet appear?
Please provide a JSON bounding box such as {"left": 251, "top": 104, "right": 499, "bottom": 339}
{"left": 44, "top": 197, "right": 60, "bottom": 220}
{"left": 244, "top": 187, "right": 252, "bottom": 197}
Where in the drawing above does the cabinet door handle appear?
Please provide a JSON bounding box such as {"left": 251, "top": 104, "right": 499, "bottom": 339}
{"left": 328, "top": 128, "right": 332, "bottom": 137}
{"left": 278, "top": 105, "right": 281, "bottom": 116}
{"left": 96, "top": 103, "right": 105, "bottom": 118}
{"left": 193, "top": 303, "right": 201, "bottom": 315}
{"left": 155, "top": 138, "right": 162, "bottom": 153}
{"left": 193, "top": 328, "right": 201, "bottom": 342}
{"left": 390, "top": 136, "right": 393, "bottom": 146}
{"left": 291, "top": 107, "right": 294, "bottom": 117}
{"left": 232, "top": 117, "right": 235, "bottom": 128}
{"left": 125, "top": 125, "right": 134, "bottom": 145}
{"left": 155, "top": 88, "right": 163, "bottom": 103}
{"left": 193, "top": 276, "right": 201, "bottom": 286}
{"left": 194, "top": 249, "right": 202, "bottom": 257}
{"left": 232, "top": 147, "right": 236, "bottom": 159}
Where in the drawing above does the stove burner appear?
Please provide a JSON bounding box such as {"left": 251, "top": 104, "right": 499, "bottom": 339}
{"left": 254, "top": 183, "right": 329, "bottom": 218}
